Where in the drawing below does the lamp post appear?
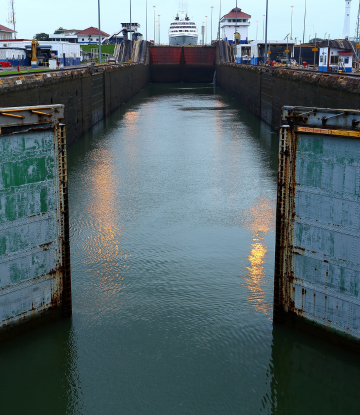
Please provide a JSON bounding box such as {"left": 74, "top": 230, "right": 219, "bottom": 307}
{"left": 130, "top": 0, "right": 132, "bottom": 61}
{"left": 158, "top": 15, "right": 160, "bottom": 45}
{"left": 291, "top": 6, "right": 294, "bottom": 39}
{"left": 211, "top": 6, "right": 214, "bottom": 44}
{"left": 263, "top": 15, "right": 265, "bottom": 39}
{"left": 155, "top": 21, "right": 158, "bottom": 44}
{"left": 153, "top": 6, "right": 156, "bottom": 43}
{"left": 256, "top": 21, "right": 258, "bottom": 40}
{"left": 146, "top": 0, "right": 148, "bottom": 41}
{"left": 264, "top": 0, "right": 269, "bottom": 64}
{"left": 303, "top": 0, "right": 307, "bottom": 43}
{"left": 218, "top": 0, "right": 221, "bottom": 42}
{"left": 98, "top": 0, "right": 101, "bottom": 64}
{"left": 206, "top": 15, "right": 208, "bottom": 45}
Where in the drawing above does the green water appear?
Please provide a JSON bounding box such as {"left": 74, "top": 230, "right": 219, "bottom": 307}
{"left": 0, "top": 84, "right": 359, "bottom": 414}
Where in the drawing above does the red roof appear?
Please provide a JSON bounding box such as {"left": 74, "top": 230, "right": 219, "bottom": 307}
{"left": 76, "top": 26, "right": 109, "bottom": 36}
{"left": 223, "top": 8, "right": 251, "bottom": 19}
{"left": 338, "top": 51, "right": 353, "bottom": 55}
{"left": 0, "top": 24, "right": 16, "bottom": 33}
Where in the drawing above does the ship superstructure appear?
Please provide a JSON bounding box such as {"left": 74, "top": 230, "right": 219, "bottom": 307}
{"left": 169, "top": 12, "right": 198, "bottom": 46}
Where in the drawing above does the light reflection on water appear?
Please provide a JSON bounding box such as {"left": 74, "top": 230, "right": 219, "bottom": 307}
{"left": 0, "top": 84, "right": 360, "bottom": 415}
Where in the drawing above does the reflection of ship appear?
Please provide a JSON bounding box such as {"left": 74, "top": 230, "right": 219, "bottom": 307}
{"left": 169, "top": 11, "right": 198, "bottom": 46}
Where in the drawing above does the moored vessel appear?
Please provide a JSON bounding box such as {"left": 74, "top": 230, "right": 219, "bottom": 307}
{"left": 169, "top": 12, "right": 198, "bottom": 46}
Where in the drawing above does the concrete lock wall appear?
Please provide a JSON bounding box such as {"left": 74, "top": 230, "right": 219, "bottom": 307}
{"left": 274, "top": 107, "right": 360, "bottom": 351}
{"left": 0, "top": 64, "right": 150, "bottom": 146}
{"left": 0, "top": 106, "right": 71, "bottom": 339}
{"left": 216, "top": 63, "right": 360, "bottom": 132}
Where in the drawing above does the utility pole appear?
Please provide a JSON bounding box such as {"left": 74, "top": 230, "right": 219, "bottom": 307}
{"left": 218, "top": 0, "right": 221, "bottom": 42}
{"left": 303, "top": 0, "right": 307, "bottom": 43}
{"left": 235, "top": 0, "right": 238, "bottom": 60}
{"left": 153, "top": 6, "right": 156, "bottom": 43}
{"left": 211, "top": 6, "right": 214, "bottom": 44}
{"left": 98, "top": 0, "right": 101, "bottom": 64}
{"left": 158, "top": 15, "right": 160, "bottom": 45}
{"left": 355, "top": 0, "right": 360, "bottom": 65}
{"left": 146, "top": 0, "right": 148, "bottom": 41}
{"left": 130, "top": 0, "right": 132, "bottom": 61}
{"left": 264, "top": 0, "right": 269, "bottom": 64}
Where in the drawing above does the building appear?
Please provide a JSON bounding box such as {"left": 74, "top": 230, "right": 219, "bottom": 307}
{"left": 246, "top": 40, "right": 295, "bottom": 65}
{"left": 220, "top": 7, "right": 251, "bottom": 44}
{"left": 49, "top": 29, "right": 81, "bottom": 43}
{"left": 0, "top": 47, "right": 26, "bottom": 65}
{"left": 0, "top": 24, "right": 16, "bottom": 40}
{"left": 0, "top": 39, "right": 81, "bottom": 66}
{"left": 75, "top": 27, "right": 110, "bottom": 45}
{"left": 318, "top": 39, "right": 355, "bottom": 72}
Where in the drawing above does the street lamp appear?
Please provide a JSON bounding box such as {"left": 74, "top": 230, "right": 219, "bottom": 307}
{"left": 153, "top": 6, "right": 156, "bottom": 43}
{"left": 303, "top": 0, "right": 307, "bottom": 44}
{"left": 291, "top": 6, "right": 294, "bottom": 39}
{"left": 263, "top": 15, "right": 265, "bottom": 39}
{"left": 146, "top": 0, "right": 148, "bottom": 41}
{"left": 264, "top": 0, "right": 269, "bottom": 64}
{"left": 130, "top": 0, "right": 132, "bottom": 61}
{"left": 158, "top": 15, "right": 160, "bottom": 44}
{"left": 98, "top": 0, "right": 101, "bottom": 64}
{"left": 205, "top": 15, "right": 208, "bottom": 45}
{"left": 211, "top": 6, "right": 214, "bottom": 44}
{"left": 218, "top": 0, "right": 221, "bottom": 42}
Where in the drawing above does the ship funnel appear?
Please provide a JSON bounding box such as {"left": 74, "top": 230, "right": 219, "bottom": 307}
{"left": 343, "top": 0, "right": 352, "bottom": 39}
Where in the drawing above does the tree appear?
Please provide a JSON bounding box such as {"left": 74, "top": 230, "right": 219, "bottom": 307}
{"left": 34, "top": 33, "right": 49, "bottom": 41}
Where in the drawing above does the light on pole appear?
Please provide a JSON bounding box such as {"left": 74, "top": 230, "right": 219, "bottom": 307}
{"left": 158, "top": 15, "right": 160, "bottom": 45}
{"left": 156, "top": 21, "right": 158, "bottom": 44}
{"left": 263, "top": 15, "right": 265, "bottom": 39}
{"left": 130, "top": 0, "right": 132, "bottom": 61}
{"left": 205, "top": 15, "right": 208, "bottom": 45}
{"left": 218, "top": 0, "right": 221, "bottom": 42}
{"left": 146, "top": 0, "right": 148, "bottom": 41}
{"left": 264, "top": 0, "right": 269, "bottom": 64}
{"left": 211, "top": 6, "right": 214, "bottom": 44}
{"left": 235, "top": 0, "right": 238, "bottom": 59}
{"left": 153, "top": 6, "right": 156, "bottom": 43}
{"left": 303, "top": 0, "right": 307, "bottom": 44}
{"left": 98, "top": 0, "right": 101, "bottom": 64}
{"left": 291, "top": 6, "right": 294, "bottom": 39}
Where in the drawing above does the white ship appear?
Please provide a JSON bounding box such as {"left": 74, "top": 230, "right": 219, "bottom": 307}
{"left": 169, "top": 12, "right": 198, "bottom": 46}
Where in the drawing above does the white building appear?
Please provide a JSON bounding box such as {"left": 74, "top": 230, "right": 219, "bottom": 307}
{"left": 243, "top": 40, "right": 295, "bottom": 65}
{"left": 76, "top": 27, "right": 110, "bottom": 45}
{"left": 0, "top": 47, "right": 26, "bottom": 65}
{"left": 318, "top": 39, "right": 354, "bottom": 72}
{"left": 220, "top": 7, "right": 251, "bottom": 44}
{"left": 0, "top": 24, "right": 16, "bottom": 40}
{"left": 343, "top": 0, "right": 352, "bottom": 39}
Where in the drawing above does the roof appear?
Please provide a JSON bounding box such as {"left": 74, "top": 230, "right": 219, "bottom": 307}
{"left": 317, "top": 39, "right": 354, "bottom": 51}
{"left": 76, "top": 26, "right": 110, "bottom": 36}
{"left": 222, "top": 8, "right": 251, "bottom": 20}
{"left": 0, "top": 24, "right": 16, "bottom": 33}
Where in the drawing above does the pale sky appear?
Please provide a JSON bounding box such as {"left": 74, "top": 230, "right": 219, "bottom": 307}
{"left": 1, "top": 0, "right": 357, "bottom": 42}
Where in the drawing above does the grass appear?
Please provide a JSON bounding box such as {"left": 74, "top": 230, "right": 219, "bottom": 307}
{"left": 80, "top": 44, "right": 115, "bottom": 55}
{"left": 0, "top": 68, "right": 54, "bottom": 76}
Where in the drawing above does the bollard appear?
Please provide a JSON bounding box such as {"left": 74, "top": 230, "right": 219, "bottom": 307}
{"left": 17, "top": 65, "right": 20, "bottom": 72}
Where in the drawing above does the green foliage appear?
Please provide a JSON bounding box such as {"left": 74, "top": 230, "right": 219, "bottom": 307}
{"left": 80, "top": 44, "right": 115, "bottom": 55}
{"left": 34, "top": 33, "right": 49, "bottom": 41}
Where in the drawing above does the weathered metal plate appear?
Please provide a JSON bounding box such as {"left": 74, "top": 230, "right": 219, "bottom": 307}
{"left": 274, "top": 106, "right": 360, "bottom": 347}
{"left": 0, "top": 105, "right": 71, "bottom": 335}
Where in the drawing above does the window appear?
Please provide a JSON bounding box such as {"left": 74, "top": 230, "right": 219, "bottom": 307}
{"left": 330, "top": 55, "right": 339, "bottom": 64}
{"left": 82, "top": 38, "right": 84, "bottom": 41}
{"left": 345, "top": 57, "right": 349, "bottom": 64}
{"left": 320, "top": 55, "right": 323, "bottom": 63}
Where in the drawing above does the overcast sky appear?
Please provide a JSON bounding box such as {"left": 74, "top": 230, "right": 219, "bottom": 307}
{"left": 1, "top": 0, "right": 357, "bottom": 42}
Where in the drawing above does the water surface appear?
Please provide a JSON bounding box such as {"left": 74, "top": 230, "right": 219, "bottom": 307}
{"left": 0, "top": 84, "right": 359, "bottom": 415}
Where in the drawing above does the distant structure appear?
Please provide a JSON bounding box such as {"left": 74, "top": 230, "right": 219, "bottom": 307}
{"left": 220, "top": 7, "right": 251, "bottom": 44}
{"left": 49, "top": 27, "right": 110, "bottom": 45}
{"left": 343, "top": 0, "right": 352, "bottom": 39}
{"left": 0, "top": 23, "right": 16, "bottom": 40}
